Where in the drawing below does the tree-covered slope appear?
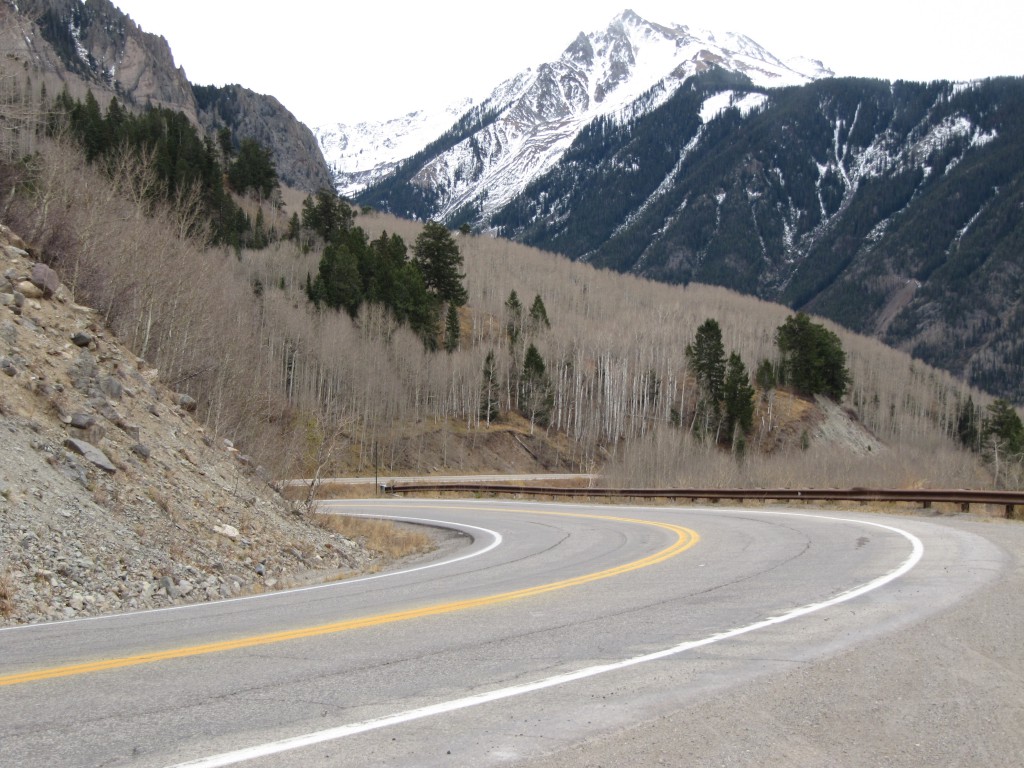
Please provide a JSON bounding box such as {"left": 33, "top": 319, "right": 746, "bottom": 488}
{"left": 483, "top": 74, "right": 1024, "bottom": 402}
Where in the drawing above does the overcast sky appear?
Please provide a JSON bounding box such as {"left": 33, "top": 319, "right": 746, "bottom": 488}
{"left": 109, "top": 1, "right": 1022, "bottom": 128}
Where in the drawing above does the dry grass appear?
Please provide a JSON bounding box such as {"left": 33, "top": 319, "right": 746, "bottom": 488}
{"left": 311, "top": 513, "right": 434, "bottom": 560}
{"left": 0, "top": 571, "right": 16, "bottom": 618}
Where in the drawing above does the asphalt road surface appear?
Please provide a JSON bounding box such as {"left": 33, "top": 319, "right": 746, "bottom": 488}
{"left": 0, "top": 500, "right": 1019, "bottom": 767}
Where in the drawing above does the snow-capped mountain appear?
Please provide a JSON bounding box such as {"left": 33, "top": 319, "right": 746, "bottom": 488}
{"left": 316, "top": 99, "right": 476, "bottom": 197}
{"left": 327, "top": 10, "right": 830, "bottom": 210}
{"left": 350, "top": 10, "right": 1024, "bottom": 404}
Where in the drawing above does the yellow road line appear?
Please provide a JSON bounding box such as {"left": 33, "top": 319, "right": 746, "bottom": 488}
{"left": 0, "top": 510, "right": 698, "bottom": 687}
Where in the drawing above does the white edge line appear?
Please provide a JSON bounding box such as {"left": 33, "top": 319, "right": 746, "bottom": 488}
{"left": 0, "top": 509, "right": 502, "bottom": 634}
{"left": 167, "top": 509, "right": 925, "bottom": 768}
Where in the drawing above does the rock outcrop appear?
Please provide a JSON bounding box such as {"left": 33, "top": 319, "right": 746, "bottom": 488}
{"left": 194, "top": 84, "right": 334, "bottom": 192}
{"left": 7, "top": 0, "right": 332, "bottom": 193}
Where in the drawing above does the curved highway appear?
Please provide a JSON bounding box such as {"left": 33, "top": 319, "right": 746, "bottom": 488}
{"left": 0, "top": 500, "right": 1013, "bottom": 766}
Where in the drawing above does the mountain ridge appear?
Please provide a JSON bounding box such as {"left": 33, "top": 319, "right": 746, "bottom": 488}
{"left": 343, "top": 10, "right": 830, "bottom": 217}
{"left": 7, "top": 0, "right": 333, "bottom": 193}
{"left": 351, "top": 12, "right": 1024, "bottom": 403}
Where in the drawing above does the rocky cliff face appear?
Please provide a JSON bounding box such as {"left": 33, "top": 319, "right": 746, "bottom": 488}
{"left": 11, "top": 0, "right": 197, "bottom": 119}
{"left": 193, "top": 84, "right": 334, "bottom": 192}
{"left": 7, "top": 0, "right": 331, "bottom": 193}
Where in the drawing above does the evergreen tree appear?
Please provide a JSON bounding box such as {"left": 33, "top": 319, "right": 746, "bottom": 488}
{"left": 251, "top": 207, "right": 269, "bottom": 249}
{"left": 413, "top": 221, "right": 468, "bottom": 306}
{"left": 688, "top": 318, "right": 726, "bottom": 406}
{"left": 775, "top": 313, "right": 851, "bottom": 400}
{"left": 755, "top": 359, "right": 777, "bottom": 391}
{"left": 956, "top": 396, "right": 982, "bottom": 451}
{"left": 227, "top": 138, "right": 278, "bottom": 199}
{"left": 528, "top": 294, "right": 551, "bottom": 333}
{"left": 76, "top": 90, "right": 106, "bottom": 162}
{"left": 520, "top": 343, "right": 553, "bottom": 431}
{"left": 505, "top": 290, "right": 524, "bottom": 345}
{"left": 723, "top": 352, "right": 756, "bottom": 441}
{"left": 983, "top": 399, "right": 1024, "bottom": 486}
{"left": 302, "top": 189, "right": 354, "bottom": 242}
{"left": 287, "top": 212, "right": 301, "bottom": 242}
{"left": 444, "top": 303, "right": 461, "bottom": 353}
{"left": 308, "top": 243, "right": 362, "bottom": 317}
{"left": 984, "top": 399, "right": 1024, "bottom": 455}
{"left": 217, "top": 126, "right": 233, "bottom": 160}
{"left": 480, "top": 350, "right": 500, "bottom": 425}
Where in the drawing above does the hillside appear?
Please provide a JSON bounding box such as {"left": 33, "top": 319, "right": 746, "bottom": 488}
{"left": 352, "top": 10, "right": 1024, "bottom": 404}
{"left": 0, "top": 225, "right": 390, "bottom": 626}
{"left": 4, "top": 0, "right": 332, "bottom": 192}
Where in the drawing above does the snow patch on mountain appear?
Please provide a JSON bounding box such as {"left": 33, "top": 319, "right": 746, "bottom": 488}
{"left": 699, "top": 91, "right": 769, "bottom": 122}
{"left": 414, "top": 11, "right": 831, "bottom": 222}
{"left": 316, "top": 98, "right": 475, "bottom": 196}
{"left": 343, "top": 10, "right": 833, "bottom": 224}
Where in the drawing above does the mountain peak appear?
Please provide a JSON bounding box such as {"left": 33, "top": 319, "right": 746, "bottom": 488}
{"left": 336, "top": 11, "right": 831, "bottom": 204}
{"left": 614, "top": 8, "right": 646, "bottom": 26}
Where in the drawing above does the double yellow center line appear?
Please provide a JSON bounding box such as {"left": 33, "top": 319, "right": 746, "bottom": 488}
{"left": 0, "top": 510, "right": 698, "bottom": 687}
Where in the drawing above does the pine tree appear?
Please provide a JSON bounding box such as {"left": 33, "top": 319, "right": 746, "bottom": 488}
{"left": 528, "top": 294, "right": 551, "bottom": 332}
{"left": 302, "top": 189, "right": 354, "bottom": 243}
{"left": 444, "top": 303, "right": 461, "bottom": 353}
{"left": 775, "top": 313, "right": 851, "bottom": 400}
{"left": 983, "top": 399, "right": 1024, "bottom": 487}
{"left": 227, "top": 138, "right": 278, "bottom": 199}
{"left": 505, "top": 290, "right": 524, "bottom": 345}
{"left": 755, "top": 359, "right": 777, "bottom": 391}
{"left": 413, "top": 221, "right": 468, "bottom": 306}
{"left": 309, "top": 243, "right": 362, "bottom": 317}
{"left": 956, "top": 396, "right": 981, "bottom": 451}
{"left": 480, "top": 350, "right": 500, "bottom": 425}
{"left": 723, "top": 352, "right": 756, "bottom": 441}
{"left": 688, "top": 319, "right": 726, "bottom": 406}
{"left": 520, "top": 343, "right": 553, "bottom": 432}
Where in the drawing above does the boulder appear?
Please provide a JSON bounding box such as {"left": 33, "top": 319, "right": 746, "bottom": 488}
{"left": 69, "top": 351, "right": 99, "bottom": 392}
{"left": 99, "top": 376, "right": 123, "bottom": 401}
{"left": 71, "top": 332, "right": 93, "bottom": 347}
{"left": 174, "top": 393, "right": 198, "bottom": 412}
{"left": 158, "top": 575, "right": 180, "bottom": 599}
{"left": 29, "top": 263, "right": 61, "bottom": 298}
{"left": 63, "top": 438, "right": 117, "bottom": 474}
{"left": 0, "top": 225, "right": 29, "bottom": 250}
{"left": 213, "top": 524, "right": 240, "bottom": 541}
{"left": 0, "top": 320, "right": 16, "bottom": 345}
{"left": 69, "top": 423, "right": 106, "bottom": 445}
{"left": 69, "top": 413, "right": 96, "bottom": 429}
{"left": 118, "top": 422, "right": 141, "bottom": 441}
{"left": 15, "top": 280, "right": 43, "bottom": 300}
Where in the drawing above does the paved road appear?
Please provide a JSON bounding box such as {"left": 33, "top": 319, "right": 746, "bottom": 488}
{"left": 0, "top": 501, "right": 1013, "bottom": 767}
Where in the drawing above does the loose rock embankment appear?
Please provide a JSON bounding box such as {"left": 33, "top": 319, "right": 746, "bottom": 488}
{"left": 0, "top": 224, "right": 377, "bottom": 626}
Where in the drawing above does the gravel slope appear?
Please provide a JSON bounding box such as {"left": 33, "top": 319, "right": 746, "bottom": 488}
{"left": 0, "top": 225, "right": 377, "bottom": 626}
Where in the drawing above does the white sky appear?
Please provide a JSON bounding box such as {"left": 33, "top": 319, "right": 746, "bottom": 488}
{"left": 108, "top": 1, "right": 1023, "bottom": 128}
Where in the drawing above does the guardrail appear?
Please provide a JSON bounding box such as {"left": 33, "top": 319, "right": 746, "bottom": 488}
{"left": 385, "top": 483, "right": 1024, "bottom": 518}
